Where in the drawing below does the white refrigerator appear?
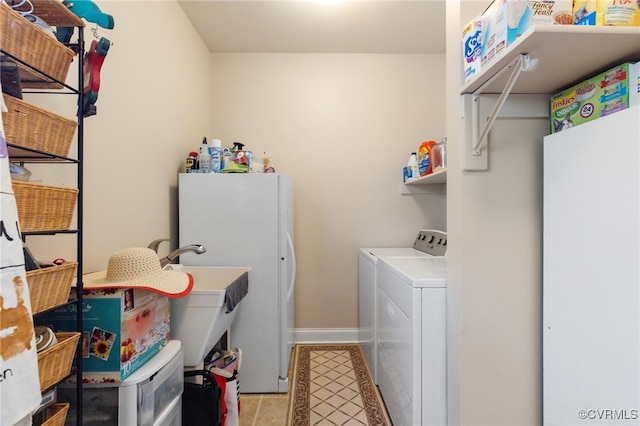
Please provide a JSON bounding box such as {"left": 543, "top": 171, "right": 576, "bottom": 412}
{"left": 178, "top": 173, "right": 295, "bottom": 393}
{"left": 543, "top": 106, "right": 640, "bottom": 424}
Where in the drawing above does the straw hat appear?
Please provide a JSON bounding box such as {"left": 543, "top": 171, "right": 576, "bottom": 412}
{"left": 83, "top": 247, "right": 193, "bottom": 298}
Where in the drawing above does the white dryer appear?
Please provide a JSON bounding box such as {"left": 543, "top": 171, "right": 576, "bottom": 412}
{"left": 376, "top": 237, "right": 447, "bottom": 426}
{"left": 358, "top": 230, "right": 446, "bottom": 384}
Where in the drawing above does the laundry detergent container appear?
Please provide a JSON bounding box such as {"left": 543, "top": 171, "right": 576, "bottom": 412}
{"left": 169, "top": 266, "right": 249, "bottom": 367}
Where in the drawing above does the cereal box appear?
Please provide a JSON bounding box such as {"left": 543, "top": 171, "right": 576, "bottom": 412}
{"left": 550, "top": 61, "right": 640, "bottom": 133}
{"left": 38, "top": 288, "right": 170, "bottom": 383}
{"left": 574, "top": 0, "right": 640, "bottom": 26}
{"left": 462, "top": 17, "right": 484, "bottom": 83}
{"left": 480, "top": 0, "right": 574, "bottom": 68}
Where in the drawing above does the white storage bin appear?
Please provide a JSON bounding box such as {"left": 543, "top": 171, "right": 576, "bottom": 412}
{"left": 58, "top": 341, "right": 183, "bottom": 425}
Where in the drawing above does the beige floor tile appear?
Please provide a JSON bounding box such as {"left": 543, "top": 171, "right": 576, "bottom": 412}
{"left": 239, "top": 395, "right": 261, "bottom": 426}
{"left": 238, "top": 393, "right": 289, "bottom": 426}
{"left": 258, "top": 395, "right": 289, "bottom": 426}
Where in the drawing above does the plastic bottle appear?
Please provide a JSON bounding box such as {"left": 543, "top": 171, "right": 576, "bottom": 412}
{"left": 432, "top": 137, "right": 447, "bottom": 172}
{"left": 210, "top": 138, "right": 222, "bottom": 173}
{"left": 198, "top": 137, "right": 211, "bottom": 173}
{"left": 221, "top": 148, "right": 233, "bottom": 171}
{"left": 186, "top": 151, "right": 198, "bottom": 173}
{"left": 263, "top": 151, "right": 274, "bottom": 173}
{"left": 232, "top": 142, "right": 247, "bottom": 165}
{"left": 417, "top": 141, "right": 436, "bottom": 176}
{"left": 408, "top": 152, "right": 419, "bottom": 179}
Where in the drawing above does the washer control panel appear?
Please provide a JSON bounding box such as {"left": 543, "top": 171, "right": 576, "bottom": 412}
{"left": 413, "top": 229, "right": 447, "bottom": 256}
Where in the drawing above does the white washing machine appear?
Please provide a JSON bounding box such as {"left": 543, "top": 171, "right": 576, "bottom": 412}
{"left": 376, "top": 237, "right": 447, "bottom": 426}
{"left": 358, "top": 230, "right": 446, "bottom": 384}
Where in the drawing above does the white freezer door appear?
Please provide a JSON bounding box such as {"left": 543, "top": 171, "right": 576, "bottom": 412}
{"left": 279, "top": 174, "right": 295, "bottom": 392}
{"left": 178, "top": 173, "right": 287, "bottom": 393}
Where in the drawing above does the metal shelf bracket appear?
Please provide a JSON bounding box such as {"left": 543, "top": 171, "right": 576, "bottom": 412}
{"left": 470, "top": 54, "right": 538, "bottom": 157}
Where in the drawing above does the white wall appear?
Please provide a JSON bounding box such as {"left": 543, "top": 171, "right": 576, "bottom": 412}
{"left": 446, "top": 1, "right": 545, "bottom": 424}
{"left": 26, "top": 1, "right": 213, "bottom": 271}
{"left": 21, "top": 1, "right": 548, "bottom": 422}
{"left": 25, "top": 3, "right": 446, "bottom": 331}
{"left": 209, "top": 53, "right": 446, "bottom": 328}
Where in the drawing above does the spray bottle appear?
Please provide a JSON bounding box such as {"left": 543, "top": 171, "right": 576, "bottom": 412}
{"left": 210, "top": 138, "right": 222, "bottom": 173}
{"left": 198, "top": 137, "right": 211, "bottom": 173}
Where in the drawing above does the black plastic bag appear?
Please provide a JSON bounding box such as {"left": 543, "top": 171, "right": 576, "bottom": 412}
{"left": 183, "top": 369, "right": 223, "bottom": 426}
{"left": 0, "top": 55, "right": 23, "bottom": 99}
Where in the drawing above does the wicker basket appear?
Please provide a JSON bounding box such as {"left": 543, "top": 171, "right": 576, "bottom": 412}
{"left": 42, "top": 403, "right": 70, "bottom": 426}
{"left": 2, "top": 95, "right": 77, "bottom": 158}
{"left": 12, "top": 180, "right": 78, "bottom": 233}
{"left": 27, "top": 262, "right": 77, "bottom": 315}
{"left": 0, "top": 2, "right": 75, "bottom": 86}
{"left": 37, "top": 332, "right": 80, "bottom": 391}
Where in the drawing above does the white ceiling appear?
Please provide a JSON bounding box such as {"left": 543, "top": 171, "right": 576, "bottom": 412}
{"left": 177, "top": 0, "right": 447, "bottom": 54}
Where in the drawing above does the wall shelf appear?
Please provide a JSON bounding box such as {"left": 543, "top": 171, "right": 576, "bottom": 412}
{"left": 406, "top": 168, "right": 447, "bottom": 185}
{"left": 460, "top": 24, "right": 640, "bottom": 171}
{"left": 461, "top": 25, "right": 640, "bottom": 96}
{"left": 401, "top": 169, "right": 447, "bottom": 193}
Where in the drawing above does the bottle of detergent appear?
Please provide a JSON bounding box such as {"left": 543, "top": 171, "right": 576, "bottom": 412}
{"left": 408, "top": 152, "right": 419, "bottom": 179}
{"left": 198, "top": 137, "right": 211, "bottom": 173}
{"left": 210, "top": 138, "right": 222, "bottom": 173}
{"left": 417, "top": 141, "right": 436, "bottom": 176}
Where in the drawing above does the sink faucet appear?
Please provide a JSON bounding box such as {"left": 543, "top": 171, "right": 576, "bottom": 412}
{"left": 160, "top": 244, "right": 206, "bottom": 268}
{"left": 147, "top": 239, "right": 206, "bottom": 267}
{"left": 148, "top": 238, "right": 169, "bottom": 253}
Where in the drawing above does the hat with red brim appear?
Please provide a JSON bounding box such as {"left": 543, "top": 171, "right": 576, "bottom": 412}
{"left": 83, "top": 247, "right": 193, "bottom": 298}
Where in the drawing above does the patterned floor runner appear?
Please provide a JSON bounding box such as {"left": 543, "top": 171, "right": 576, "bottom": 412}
{"left": 286, "top": 344, "right": 391, "bottom": 426}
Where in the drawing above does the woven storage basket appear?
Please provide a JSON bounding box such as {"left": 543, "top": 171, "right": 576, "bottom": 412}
{"left": 2, "top": 95, "right": 76, "bottom": 158}
{"left": 27, "top": 262, "right": 77, "bottom": 315}
{"left": 12, "top": 181, "right": 78, "bottom": 233}
{"left": 0, "top": 2, "right": 75, "bottom": 86}
{"left": 42, "top": 403, "right": 70, "bottom": 426}
{"left": 37, "top": 332, "right": 80, "bottom": 391}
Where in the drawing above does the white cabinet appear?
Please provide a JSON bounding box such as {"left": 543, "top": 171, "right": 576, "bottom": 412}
{"left": 543, "top": 107, "right": 640, "bottom": 424}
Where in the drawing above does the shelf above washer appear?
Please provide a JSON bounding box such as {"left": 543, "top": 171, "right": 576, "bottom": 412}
{"left": 401, "top": 169, "right": 447, "bottom": 193}
{"left": 405, "top": 168, "right": 447, "bottom": 185}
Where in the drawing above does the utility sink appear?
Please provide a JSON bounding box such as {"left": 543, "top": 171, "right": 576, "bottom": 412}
{"left": 168, "top": 266, "right": 250, "bottom": 367}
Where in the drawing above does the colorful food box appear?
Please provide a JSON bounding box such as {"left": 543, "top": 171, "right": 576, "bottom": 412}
{"left": 573, "top": 0, "right": 640, "bottom": 26}
{"left": 480, "top": 0, "right": 574, "bottom": 67}
{"left": 550, "top": 61, "right": 640, "bottom": 133}
{"left": 37, "top": 288, "right": 170, "bottom": 383}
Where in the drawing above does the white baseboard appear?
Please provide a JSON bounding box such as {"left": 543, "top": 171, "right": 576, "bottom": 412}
{"left": 293, "top": 328, "right": 360, "bottom": 344}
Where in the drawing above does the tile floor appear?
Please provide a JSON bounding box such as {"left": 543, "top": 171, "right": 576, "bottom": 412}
{"left": 238, "top": 344, "right": 390, "bottom": 426}
{"left": 239, "top": 393, "right": 289, "bottom": 426}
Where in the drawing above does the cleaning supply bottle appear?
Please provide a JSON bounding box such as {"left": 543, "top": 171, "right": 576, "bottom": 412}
{"left": 263, "top": 151, "right": 275, "bottom": 173}
{"left": 221, "top": 148, "right": 233, "bottom": 171}
{"left": 210, "top": 138, "right": 222, "bottom": 173}
{"left": 432, "top": 137, "right": 447, "bottom": 172}
{"left": 198, "top": 137, "right": 211, "bottom": 173}
{"left": 232, "top": 142, "right": 248, "bottom": 165}
{"left": 417, "top": 140, "right": 437, "bottom": 176}
{"left": 408, "top": 152, "right": 419, "bottom": 179}
{"left": 186, "top": 151, "right": 198, "bottom": 173}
